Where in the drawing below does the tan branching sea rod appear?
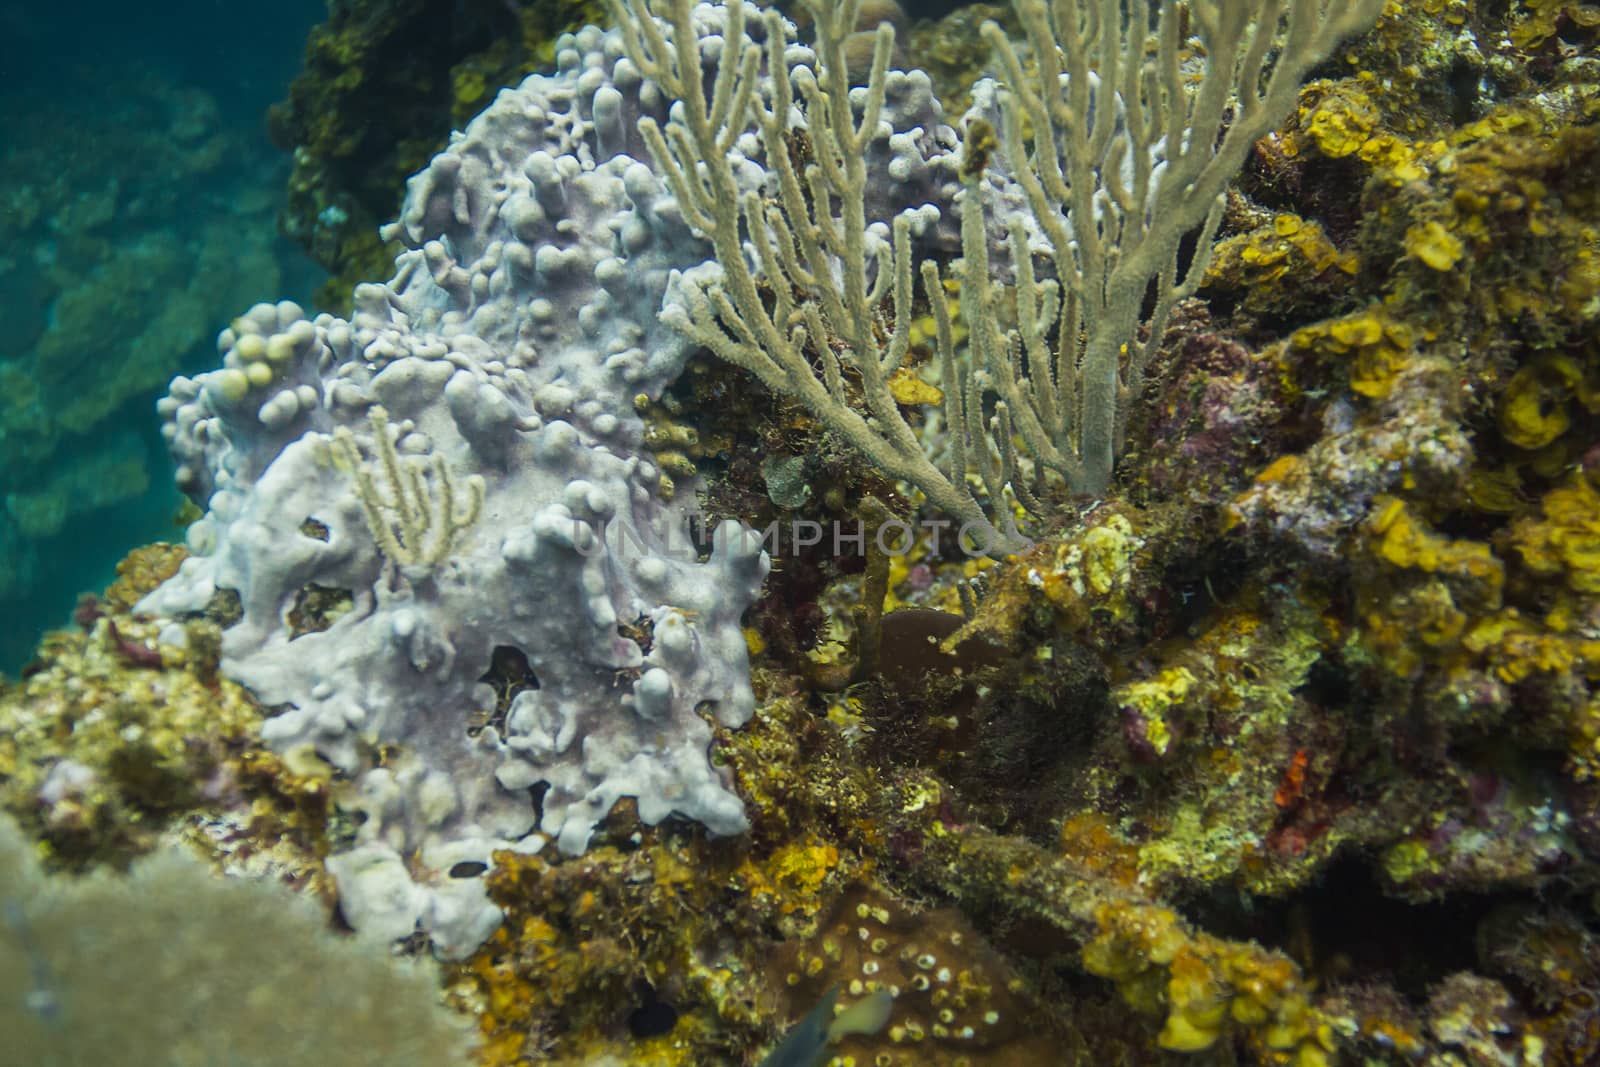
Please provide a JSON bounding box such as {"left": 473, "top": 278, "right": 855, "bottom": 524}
{"left": 609, "top": 0, "right": 1386, "bottom": 551}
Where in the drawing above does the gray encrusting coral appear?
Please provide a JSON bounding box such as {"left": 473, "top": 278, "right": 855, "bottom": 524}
{"left": 136, "top": 12, "right": 784, "bottom": 952}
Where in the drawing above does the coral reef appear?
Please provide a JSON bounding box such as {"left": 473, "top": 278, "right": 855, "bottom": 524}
{"left": 265, "top": 0, "right": 1021, "bottom": 309}
{"left": 6, "top": 0, "right": 1600, "bottom": 1065}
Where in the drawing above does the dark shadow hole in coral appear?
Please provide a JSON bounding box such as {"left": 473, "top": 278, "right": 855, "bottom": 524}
{"left": 299, "top": 517, "right": 330, "bottom": 541}
{"left": 207, "top": 587, "right": 244, "bottom": 629}
{"left": 528, "top": 780, "right": 550, "bottom": 826}
{"left": 901, "top": 0, "right": 976, "bottom": 20}
{"left": 1132, "top": 222, "right": 1203, "bottom": 326}
{"left": 449, "top": 860, "right": 488, "bottom": 878}
{"left": 1554, "top": 10, "right": 1600, "bottom": 46}
{"left": 287, "top": 583, "right": 354, "bottom": 638}
{"left": 258, "top": 702, "right": 298, "bottom": 725}
{"left": 627, "top": 981, "right": 679, "bottom": 1039}
{"left": 656, "top": 812, "right": 705, "bottom": 843}
{"left": 395, "top": 928, "right": 433, "bottom": 959}
{"left": 472, "top": 645, "right": 540, "bottom": 738}
{"left": 1303, "top": 50, "right": 1358, "bottom": 91}
{"left": 1301, "top": 654, "right": 1353, "bottom": 709}
{"left": 1446, "top": 56, "right": 1484, "bottom": 126}
{"left": 618, "top": 614, "right": 653, "bottom": 656}
{"left": 1434, "top": 510, "right": 1512, "bottom": 556}
{"left": 1177, "top": 855, "right": 1508, "bottom": 999}
{"left": 1154, "top": 543, "right": 1252, "bottom": 642}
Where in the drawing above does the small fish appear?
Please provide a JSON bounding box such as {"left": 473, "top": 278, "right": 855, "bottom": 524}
{"left": 759, "top": 986, "right": 895, "bottom": 1067}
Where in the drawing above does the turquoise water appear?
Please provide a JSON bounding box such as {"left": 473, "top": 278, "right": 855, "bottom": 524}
{"left": 0, "top": 2, "right": 327, "bottom": 672}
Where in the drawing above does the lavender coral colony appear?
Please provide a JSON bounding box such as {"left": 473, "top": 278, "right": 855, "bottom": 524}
{"left": 138, "top": 7, "right": 785, "bottom": 956}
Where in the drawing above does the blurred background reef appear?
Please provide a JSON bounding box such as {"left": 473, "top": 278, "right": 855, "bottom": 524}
{"left": 0, "top": 2, "right": 325, "bottom": 670}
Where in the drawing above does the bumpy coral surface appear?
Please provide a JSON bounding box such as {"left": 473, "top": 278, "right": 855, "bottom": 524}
{"left": 268, "top": 0, "right": 607, "bottom": 307}
{"left": 0, "top": 810, "right": 474, "bottom": 1066}
{"left": 138, "top": 13, "right": 810, "bottom": 956}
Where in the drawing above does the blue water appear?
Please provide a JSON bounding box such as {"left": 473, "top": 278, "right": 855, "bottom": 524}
{"left": 0, "top": 2, "right": 329, "bottom": 673}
